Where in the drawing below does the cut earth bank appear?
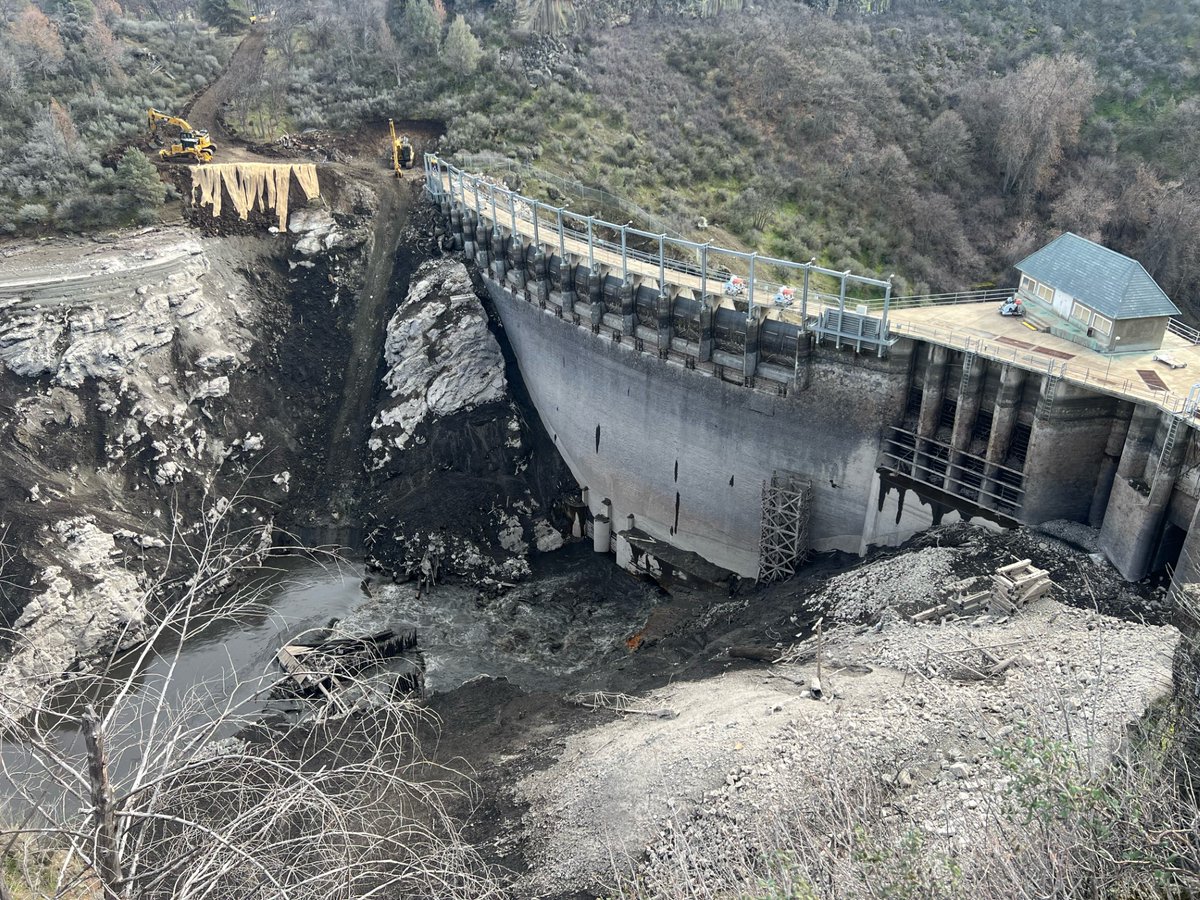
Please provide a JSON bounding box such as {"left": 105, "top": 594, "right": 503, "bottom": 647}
{"left": 0, "top": 174, "right": 575, "bottom": 719}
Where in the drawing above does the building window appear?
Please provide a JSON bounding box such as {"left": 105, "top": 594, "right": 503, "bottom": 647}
{"left": 1036, "top": 282, "right": 1053, "bottom": 303}
{"left": 1020, "top": 274, "right": 1036, "bottom": 294}
{"left": 1092, "top": 313, "right": 1112, "bottom": 336}
{"left": 1071, "top": 301, "right": 1091, "bottom": 325}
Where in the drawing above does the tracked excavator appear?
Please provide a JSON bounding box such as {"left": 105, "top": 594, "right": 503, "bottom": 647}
{"left": 389, "top": 119, "right": 414, "bottom": 176}
{"left": 147, "top": 108, "right": 216, "bottom": 164}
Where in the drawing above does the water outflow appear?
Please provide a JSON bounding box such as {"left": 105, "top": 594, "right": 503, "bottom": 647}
{"left": 350, "top": 544, "right": 664, "bottom": 693}
{"left": 1, "top": 548, "right": 663, "bottom": 819}
{"left": 0, "top": 557, "right": 370, "bottom": 816}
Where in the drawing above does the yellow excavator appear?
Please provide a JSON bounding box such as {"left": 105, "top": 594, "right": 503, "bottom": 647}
{"left": 147, "top": 108, "right": 216, "bottom": 164}
{"left": 389, "top": 120, "right": 414, "bottom": 176}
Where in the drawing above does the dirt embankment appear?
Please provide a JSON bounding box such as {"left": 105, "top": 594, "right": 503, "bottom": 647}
{"left": 425, "top": 524, "right": 1178, "bottom": 899}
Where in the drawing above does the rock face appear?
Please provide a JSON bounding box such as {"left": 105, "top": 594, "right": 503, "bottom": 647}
{"left": 0, "top": 236, "right": 245, "bottom": 392}
{"left": 289, "top": 208, "right": 346, "bottom": 257}
{"left": 369, "top": 259, "right": 506, "bottom": 466}
{"left": 1, "top": 518, "right": 147, "bottom": 722}
{"left": 363, "top": 258, "right": 574, "bottom": 589}
{"left": 0, "top": 223, "right": 351, "bottom": 696}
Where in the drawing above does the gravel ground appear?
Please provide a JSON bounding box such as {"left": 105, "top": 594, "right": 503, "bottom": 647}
{"left": 514, "top": 596, "right": 1178, "bottom": 897}
{"left": 804, "top": 545, "right": 958, "bottom": 621}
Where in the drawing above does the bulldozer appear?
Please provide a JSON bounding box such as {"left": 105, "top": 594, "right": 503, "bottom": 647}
{"left": 147, "top": 108, "right": 216, "bottom": 164}
{"left": 389, "top": 120, "right": 414, "bottom": 176}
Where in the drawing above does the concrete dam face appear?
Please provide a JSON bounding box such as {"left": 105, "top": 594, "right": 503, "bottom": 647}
{"left": 431, "top": 169, "right": 1200, "bottom": 590}
{"left": 490, "top": 281, "right": 913, "bottom": 577}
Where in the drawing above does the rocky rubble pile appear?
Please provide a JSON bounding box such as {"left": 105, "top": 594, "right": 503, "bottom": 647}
{"left": 805, "top": 545, "right": 957, "bottom": 621}
{"left": 636, "top": 599, "right": 1176, "bottom": 892}
{"left": 512, "top": 526, "right": 1179, "bottom": 897}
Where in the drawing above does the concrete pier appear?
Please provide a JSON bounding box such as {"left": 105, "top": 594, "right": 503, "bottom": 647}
{"left": 1100, "top": 409, "right": 1188, "bottom": 580}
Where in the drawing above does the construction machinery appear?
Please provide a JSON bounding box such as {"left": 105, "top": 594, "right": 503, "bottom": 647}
{"left": 389, "top": 120, "right": 414, "bottom": 176}
{"left": 147, "top": 108, "right": 216, "bottom": 164}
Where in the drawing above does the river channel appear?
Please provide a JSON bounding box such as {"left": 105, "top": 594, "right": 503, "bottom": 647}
{"left": 1, "top": 545, "right": 663, "bottom": 819}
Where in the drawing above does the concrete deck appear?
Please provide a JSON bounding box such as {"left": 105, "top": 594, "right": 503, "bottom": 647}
{"left": 439, "top": 174, "right": 1200, "bottom": 416}
{"left": 884, "top": 301, "right": 1200, "bottom": 414}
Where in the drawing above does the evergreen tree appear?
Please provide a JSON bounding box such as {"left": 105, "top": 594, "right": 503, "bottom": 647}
{"left": 199, "top": 0, "right": 249, "bottom": 34}
{"left": 401, "top": 0, "right": 440, "bottom": 54}
{"left": 442, "top": 14, "right": 480, "bottom": 77}
{"left": 114, "top": 148, "right": 165, "bottom": 224}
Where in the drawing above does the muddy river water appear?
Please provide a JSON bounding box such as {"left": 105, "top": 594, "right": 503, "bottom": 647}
{"left": 1, "top": 546, "right": 662, "bottom": 817}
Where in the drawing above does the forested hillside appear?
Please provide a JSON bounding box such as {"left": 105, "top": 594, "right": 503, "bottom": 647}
{"left": 2, "top": 0, "right": 1198, "bottom": 310}
{"left": 0, "top": 1, "right": 235, "bottom": 231}
{"left": 252, "top": 0, "right": 1200, "bottom": 304}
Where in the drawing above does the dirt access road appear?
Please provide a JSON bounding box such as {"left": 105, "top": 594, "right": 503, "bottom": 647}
{"left": 178, "top": 27, "right": 416, "bottom": 490}
{"left": 183, "top": 27, "right": 266, "bottom": 160}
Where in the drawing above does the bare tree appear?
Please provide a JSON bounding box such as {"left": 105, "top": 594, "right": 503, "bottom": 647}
{"left": 919, "top": 110, "right": 972, "bottom": 183}
{"left": 0, "top": 498, "right": 499, "bottom": 899}
{"left": 992, "top": 54, "right": 1098, "bottom": 204}
{"left": 1050, "top": 157, "right": 1120, "bottom": 242}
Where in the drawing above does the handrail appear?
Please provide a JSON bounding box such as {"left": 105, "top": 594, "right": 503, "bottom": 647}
{"left": 453, "top": 151, "right": 690, "bottom": 242}
{"left": 887, "top": 288, "right": 1013, "bottom": 310}
{"left": 1168, "top": 319, "right": 1200, "bottom": 346}
{"left": 889, "top": 320, "right": 1191, "bottom": 417}
{"left": 425, "top": 153, "right": 896, "bottom": 353}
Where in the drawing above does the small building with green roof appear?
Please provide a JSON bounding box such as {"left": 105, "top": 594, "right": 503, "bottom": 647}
{"left": 1015, "top": 232, "right": 1180, "bottom": 354}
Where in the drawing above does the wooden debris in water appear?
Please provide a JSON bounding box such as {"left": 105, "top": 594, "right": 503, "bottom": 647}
{"left": 275, "top": 627, "right": 421, "bottom": 701}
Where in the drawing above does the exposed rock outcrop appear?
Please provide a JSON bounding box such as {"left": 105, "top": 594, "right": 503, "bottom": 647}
{"left": 0, "top": 517, "right": 147, "bottom": 722}
{"left": 362, "top": 257, "right": 574, "bottom": 589}
{"left": 0, "top": 224, "right": 348, "bottom": 684}
{"left": 369, "top": 258, "right": 507, "bottom": 466}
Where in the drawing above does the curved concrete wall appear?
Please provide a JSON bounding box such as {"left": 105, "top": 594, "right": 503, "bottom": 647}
{"left": 485, "top": 278, "right": 912, "bottom": 577}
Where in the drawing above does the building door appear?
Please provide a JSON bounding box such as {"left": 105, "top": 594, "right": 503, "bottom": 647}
{"left": 1052, "top": 289, "right": 1074, "bottom": 319}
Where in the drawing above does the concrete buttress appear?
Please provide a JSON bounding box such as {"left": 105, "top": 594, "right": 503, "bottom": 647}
{"left": 1022, "top": 377, "right": 1122, "bottom": 523}
{"left": 698, "top": 302, "right": 715, "bottom": 363}
{"left": 1099, "top": 406, "right": 1186, "bottom": 580}
{"left": 744, "top": 309, "right": 763, "bottom": 380}
{"left": 656, "top": 293, "right": 673, "bottom": 353}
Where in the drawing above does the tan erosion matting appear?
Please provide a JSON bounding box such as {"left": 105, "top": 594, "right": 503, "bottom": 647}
{"left": 191, "top": 163, "right": 320, "bottom": 231}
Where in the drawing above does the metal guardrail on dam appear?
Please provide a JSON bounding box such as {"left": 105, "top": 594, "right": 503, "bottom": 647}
{"left": 452, "top": 151, "right": 690, "bottom": 244}
{"left": 424, "top": 154, "right": 898, "bottom": 356}
{"left": 425, "top": 155, "right": 1200, "bottom": 420}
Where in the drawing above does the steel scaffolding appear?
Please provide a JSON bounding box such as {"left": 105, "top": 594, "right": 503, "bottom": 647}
{"left": 758, "top": 471, "right": 813, "bottom": 583}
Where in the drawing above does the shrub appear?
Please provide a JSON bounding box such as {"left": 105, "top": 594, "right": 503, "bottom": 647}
{"left": 15, "top": 203, "right": 49, "bottom": 225}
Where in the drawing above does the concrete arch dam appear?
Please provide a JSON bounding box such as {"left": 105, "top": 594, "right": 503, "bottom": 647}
{"left": 427, "top": 159, "right": 1200, "bottom": 591}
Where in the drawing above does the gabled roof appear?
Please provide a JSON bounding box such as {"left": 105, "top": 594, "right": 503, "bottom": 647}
{"left": 1016, "top": 232, "right": 1179, "bottom": 320}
